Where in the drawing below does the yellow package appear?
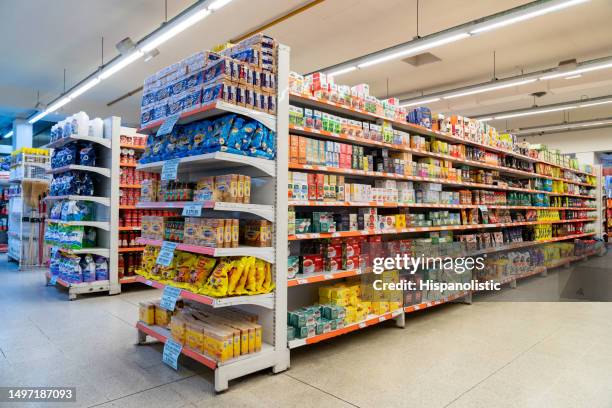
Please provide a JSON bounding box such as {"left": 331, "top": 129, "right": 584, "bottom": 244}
{"left": 360, "top": 301, "right": 372, "bottom": 315}
{"left": 139, "top": 302, "right": 155, "bottom": 325}
{"left": 254, "top": 260, "right": 266, "bottom": 293}
{"left": 185, "top": 322, "right": 205, "bottom": 351}
{"left": 170, "top": 315, "right": 187, "bottom": 344}
{"left": 262, "top": 262, "right": 272, "bottom": 292}
{"left": 389, "top": 301, "right": 402, "bottom": 311}
{"left": 191, "top": 256, "right": 217, "bottom": 288}
{"left": 254, "top": 324, "right": 262, "bottom": 352}
{"left": 201, "top": 259, "right": 230, "bottom": 297}
{"left": 245, "top": 257, "right": 257, "bottom": 293}
{"left": 154, "top": 304, "right": 172, "bottom": 327}
{"left": 318, "top": 286, "right": 333, "bottom": 299}
{"left": 248, "top": 326, "right": 256, "bottom": 353}
{"left": 349, "top": 294, "right": 358, "bottom": 306}
{"left": 371, "top": 301, "right": 381, "bottom": 315}
{"left": 344, "top": 306, "right": 356, "bottom": 324}
{"left": 227, "top": 258, "right": 246, "bottom": 294}
{"left": 234, "top": 258, "right": 251, "bottom": 295}
{"left": 206, "top": 328, "right": 234, "bottom": 362}
{"left": 348, "top": 284, "right": 360, "bottom": 298}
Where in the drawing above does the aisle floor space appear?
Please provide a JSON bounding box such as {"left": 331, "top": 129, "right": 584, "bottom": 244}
{"left": 1, "top": 256, "right": 612, "bottom": 408}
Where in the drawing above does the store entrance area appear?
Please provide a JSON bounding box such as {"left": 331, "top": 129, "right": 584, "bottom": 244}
{"left": 2, "top": 254, "right": 611, "bottom": 408}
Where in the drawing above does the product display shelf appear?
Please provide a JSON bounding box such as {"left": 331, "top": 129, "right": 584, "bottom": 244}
{"left": 119, "top": 226, "right": 141, "bottom": 231}
{"left": 136, "top": 201, "right": 275, "bottom": 222}
{"left": 119, "top": 205, "right": 137, "bottom": 210}
{"left": 288, "top": 163, "right": 595, "bottom": 199}
{"left": 134, "top": 275, "right": 275, "bottom": 309}
{"left": 138, "top": 100, "right": 277, "bottom": 134}
{"left": 136, "top": 237, "right": 275, "bottom": 264}
{"left": 118, "top": 246, "right": 146, "bottom": 253}
{"left": 289, "top": 124, "right": 597, "bottom": 187}
{"left": 136, "top": 45, "right": 290, "bottom": 392}
{"left": 288, "top": 308, "right": 404, "bottom": 349}
{"left": 288, "top": 219, "right": 596, "bottom": 241}
{"left": 289, "top": 200, "right": 594, "bottom": 211}
{"left": 8, "top": 154, "right": 50, "bottom": 269}
{"left": 45, "top": 117, "right": 121, "bottom": 299}
{"left": 44, "top": 134, "right": 111, "bottom": 150}
{"left": 404, "top": 291, "right": 472, "bottom": 313}
{"left": 136, "top": 151, "right": 276, "bottom": 178}
{"left": 45, "top": 195, "right": 111, "bottom": 206}
{"left": 289, "top": 92, "right": 597, "bottom": 178}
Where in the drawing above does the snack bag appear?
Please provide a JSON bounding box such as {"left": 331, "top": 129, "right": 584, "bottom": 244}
{"left": 245, "top": 257, "right": 258, "bottom": 293}
{"left": 254, "top": 259, "right": 266, "bottom": 293}
{"left": 202, "top": 259, "right": 230, "bottom": 297}
{"left": 228, "top": 258, "right": 246, "bottom": 294}
{"left": 191, "top": 256, "right": 217, "bottom": 287}
{"left": 262, "top": 261, "right": 273, "bottom": 292}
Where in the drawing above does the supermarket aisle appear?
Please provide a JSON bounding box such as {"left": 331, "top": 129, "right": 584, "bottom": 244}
{"left": 1, "top": 254, "right": 612, "bottom": 408}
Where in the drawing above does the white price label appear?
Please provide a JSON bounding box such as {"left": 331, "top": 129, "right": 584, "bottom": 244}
{"left": 479, "top": 205, "right": 488, "bottom": 212}
{"left": 159, "top": 285, "right": 181, "bottom": 311}
{"left": 156, "top": 241, "right": 178, "bottom": 266}
{"left": 162, "top": 338, "right": 182, "bottom": 370}
{"left": 161, "top": 158, "right": 180, "bottom": 181}
{"left": 156, "top": 113, "right": 181, "bottom": 136}
{"left": 324, "top": 274, "right": 333, "bottom": 280}
{"left": 378, "top": 316, "right": 386, "bottom": 322}
{"left": 358, "top": 322, "right": 366, "bottom": 329}
{"left": 297, "top": 279, "right": 308, "bottom": 285}
{"left": 182, "top": 203, "right": 202, "bottom": 217}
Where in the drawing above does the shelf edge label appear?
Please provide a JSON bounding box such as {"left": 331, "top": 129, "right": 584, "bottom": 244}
{"left": 182, "top": 203, "right": 202, "bottom": 217}
{"left": 161, "top": 158, "right": 180, "bottom": 181}
{"left": 49, "top": 275, "right": 57, "bottom": 285}
{"left": 156, "top": 113, "right": 181, "bottom": 137}
{"left": 160, "top": 285, "right": 182, "bottom": 311}
{"left": 162, "top": 338, "right": 182, "bottom": 370}
{"left": 156, "top": 241, "right": 178, "bottom": 266}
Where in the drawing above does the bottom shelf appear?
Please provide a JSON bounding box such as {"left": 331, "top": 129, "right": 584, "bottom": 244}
{"left": 45, "top": 271, "right": 110, "bottom": 298}
{"left": 136, "top": 321, "right": 275, "bottom": 369}
{"left": 119, "top": 275, "right": 139, "bottom": 284}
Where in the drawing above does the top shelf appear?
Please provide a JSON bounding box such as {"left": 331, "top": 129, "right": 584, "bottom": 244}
{"left": 289, "top": 92, "right": 595, "bottom": 178}
{"left": 43, "top": 135, "right": 111, "bottom": 150}
{"left": 138, "top": 101, "right": 276, "bottom": 134}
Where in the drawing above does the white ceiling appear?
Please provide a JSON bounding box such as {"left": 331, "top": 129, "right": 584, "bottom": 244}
{"left": 1, "top": 0, "right": 611, "bottom": 133}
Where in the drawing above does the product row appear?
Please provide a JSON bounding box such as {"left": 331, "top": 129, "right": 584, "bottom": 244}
{"left": 45, "top": 224, "right": 97, "bottom": 250}
{"left": 141, "top": 113, "right": 276, "bottom": 164}
{"left": 139, "top": 300, "right": 263, "bottom": 363}
{"left": 141, "top": 216, "right": 272, "bottom": 248}
{"left": 48, "top": 200, "right": 95, "bottom": 222}
{"left": 141, "top": 174, "right": 252, "bottom": 204}
{"left": 50, "top": 142, "right": 98, "bottom": 169}
{"left": 49, "top": 112, "right": 105, "bottom": 141}
{"left": 137, "top": 249, "right": 274, "bottom": 298}
{"left": 49, "top": 250, "right": 108, "bottom": 283}
{"left": 49, "top": 172, "right": 95, "bottom": 197}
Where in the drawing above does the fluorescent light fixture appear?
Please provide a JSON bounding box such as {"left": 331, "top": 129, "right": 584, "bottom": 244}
{"left": 141, "top": 8, "right": 211, "bottom": 52}
{"left": 478, "top": 117, "right": 493, "bottom": 122}
{"left": 68, "top": 77, "right": 101, "bottom": 99}
{"left": 327, "top": 66, "right": 357, "bottom": 77}
{"left": 208, "top": 0, "right": 233, "bottom": 11}
{"left": 495, "top": 105, "right": 576, "bottom": 120}
{"left": 28, "top": 111, "right": 46, "bottom": 124}
{"left": 470, "top": 0, "right": 589, "bottom": 34}
{"left": 540, "top": 61, "right": 612, "bottom": 80}
{"left": 99, "top": 50, "right": 143, "bottom": 80}
{"left": 443, "top": 78, "right": 537, "bottom": 99}
{"left": 512, "top": 117, "right": 612, "bottom": 135}
{"left": 565, "top": 74, "right": 582, "bottom": 79}
{"left": 46, "top": 96, "right": 72, "bottom": 113}
{"left": 400, "top": 97, "right": 441, "bottom": 107}
{"left": 3, "top": 131, "right": 13, "bottom": 139}
{"left": 357, "top": 32, "right": 470, "bottom": 69}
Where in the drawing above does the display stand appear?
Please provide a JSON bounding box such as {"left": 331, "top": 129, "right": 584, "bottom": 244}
{"left": 44, "top": 117, "right": 120, "bottom": 299}
{"left": 0, "top": 172, "right": 10, "bottom": 253}
{"left": 8, "top": 152, "right": 50, "bottom": 269}
{"left": 134, "top": 44, "right": 291, "bottom": 392}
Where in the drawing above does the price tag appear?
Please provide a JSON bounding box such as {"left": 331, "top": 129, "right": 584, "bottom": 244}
{"left": 414, "top": 305, "right": 420, "bottom": 311}
{"left": 297, "top": 279, "right": 308, "bottom": 285}
{"left": 161, "top": 158, "right": 180, "bottom": 181}
{"left": 160, "top": 285, "right": 182, "bottom": 311}
{"left": 324, "top": 274, "right": 333, "bottom": 280}
{"left": 378, "top": 316, "right": 386, "bottom": 322}
{"left": 156, "top": 113, "right": 181, "bottom": 136}
{"left": 182, "top": 203, "right": 202, "bottom": 217}
{"left": 358, "top": 322, "right": 366, "bottom": 329}
{"left": 162, "top": 338, "right": 183, "bottom": 370}
{"left": 479, "top": 205, "right": 488, "bottom": 213}
{"left": 49, "top": 275, "right": 57, "bottom": 285}
{"left": 156, "top": 241, "right": 178, "bottom": 266}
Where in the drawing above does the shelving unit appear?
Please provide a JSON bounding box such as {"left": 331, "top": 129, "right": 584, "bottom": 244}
{"left": 285, "top": 82, "right": 601, "bottom": 349}
{"left": 134, "top": 44, "right": 291, "bottom": 392}
{"left": 0, "top": 172, "right": 10, "bottom": 253}
{"left": 7, "top": 151, "right": 50, "bottom": 269}
{"left": 43, "top": 117, "right": 120, "bottom": 299}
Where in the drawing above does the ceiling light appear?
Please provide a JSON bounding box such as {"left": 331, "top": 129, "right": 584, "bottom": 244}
{"left": 495, "top": 105, "right": 576, "bottom": 120}
{"left": 327, "top": 66, "right": 357, "bottom": 77}
{"left": 28, "top": 111, "right": 46, "bottom": 124}
{"left": 3, "top": 131, "right": 13, "bottom": 139}
{"left": 442, "top": 78, "right": 537, "bottom": 99}
{"left": 469, "top": 0, "right": 589, "bottom": 34}
{"left": 564, "top": 74, "right": 582, "bottom": 79}
{"left": 512, "top": 117, "right": 612, "bottom": 135}
{"left": 144, "top": 49, "right": 160, "bottom": 62}
{"left": 540, "top": 61, "right": 612, "bottom": 80}
{"left": 208, "top": 0, "right": 233, "bottom": 10}
{"left": 357, "top": 32, "right": 470, "bottom": 69}
{"left": 579, "top": 100, "right": 612, "bottom": 108}
{"left": 141, "top": 8, "right": 211, "bottom": 52}
{"left": 46, "top": 96, "right": 72, "bottom": 113}
{"left": 478, "top": 117, "right": 493, "bottom": 122}
{"left": 68, "top": 77, "right": 101, "bottom": 99}
{"left": 400, "top": 97, "right": 441, "bottom": 107}
{"left": 99, "top": 50, "right": 143, "bottom": 80}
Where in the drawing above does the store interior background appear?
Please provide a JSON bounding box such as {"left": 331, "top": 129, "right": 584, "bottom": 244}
{"left": 2, "top": 0, "right": 612, "bottom": 159}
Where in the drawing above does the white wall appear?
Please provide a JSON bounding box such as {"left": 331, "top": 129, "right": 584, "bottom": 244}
{"left": 522, "top": 127, "right": 612, "bottom": 160}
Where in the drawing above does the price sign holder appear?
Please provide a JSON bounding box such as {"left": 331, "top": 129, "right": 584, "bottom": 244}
{"left": 162, "top": 338, "right": 183, "bottom": 370}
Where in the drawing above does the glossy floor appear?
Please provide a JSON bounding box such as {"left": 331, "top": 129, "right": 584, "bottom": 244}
{"left": 1, "top": 254, "right": 611, "bottom": 408}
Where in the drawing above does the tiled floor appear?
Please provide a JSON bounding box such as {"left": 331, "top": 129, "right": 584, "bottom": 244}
{"left": 1, "top": 254, "right": 612, "bottom": 408}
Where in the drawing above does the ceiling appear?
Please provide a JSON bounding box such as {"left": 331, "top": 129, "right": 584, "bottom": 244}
{"left": 1, "top": 0, "right": 611, "bottom": 138}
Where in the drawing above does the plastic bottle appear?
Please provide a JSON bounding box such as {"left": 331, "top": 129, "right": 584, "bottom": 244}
{"left": 71, "top": 111, "right": 90, "bottom": 137}
{"left": 88, "top": 118, "right": 104, "bottom": 138}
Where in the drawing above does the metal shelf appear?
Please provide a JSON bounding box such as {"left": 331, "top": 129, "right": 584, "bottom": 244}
{"left": 136, "top": 201, "right": 275, "bottom": 222}
{"left": 137, "top": 151, "right": 276, "bottom": 178}
{"left": 134, "top": 275, "right": 275, "bottom": 309}
{"left": 45, "top": 272, "right": 110, "bottom": 300}
{"left": 47, "top": 219, "right": 110, "bottom": 231}
{"left": 138, "top": 100, "right": 276, "bottom": 134}
{"left": 136, "top": 237, "right": 275, "bottom": 263}
{"left": 45, "top": 195, "right": 111, "bottom": 206}
{"left": 43, "top": 134, "right": 111, "bottom": 150}
{"left": 47, "top": 164, "right": 111, "bottom": 178}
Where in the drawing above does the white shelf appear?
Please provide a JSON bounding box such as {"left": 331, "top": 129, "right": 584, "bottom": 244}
{"left": 47, "top": 164, "right": 111, "bottom": 178}
{"left": 136, "top": 201, "right": 275, "bottom": 222}
{"left": 136, "top": 152, "right": 275, "bottom": 178}
{"left": 45, "top": 195, "right": 111, "bottom": 206}
{"left": 47, "top": 219, "right": 110, "bottom": 231}
{"left": 138, "top": 100, "right": 276, "bottom": 134}
{"left": 9, "top": 177, "right": 50, "bottom": 184}
{"left": 10, "top": 161, "right": 49, "bottom": 170}
{"left": 53, "top": 246, "right": 110, "bottom": 257}
{"left": 44, "top": 134, "right": 111, "bottom": 150}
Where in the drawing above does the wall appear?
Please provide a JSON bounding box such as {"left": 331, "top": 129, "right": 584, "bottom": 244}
{"left": 522, "top": 127, "right": 612, "bottom": 162}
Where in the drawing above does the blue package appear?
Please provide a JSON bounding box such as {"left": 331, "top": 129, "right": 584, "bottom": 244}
{"left": 79, "top": 143, "right": 96, "bottom": 166}
{"left": 175, "top": 126, "right": 192, "bottom": 158}
{"left": 152, "top": 104, "right": 168, "bottom": 122}
{"left": 211, "top": 114, "right": 235, "bottom": 151}
{"left": 191, "top": 121, "right": 209, "bottom": 154}
{"left": 202, "top": 82, "right": 225, "bottom": 106}
{"left": 167, "top": 97, "right": 184, "bottom": 116}
{"left": 182, "top": 89, "right": 201, "bottom": 112}
{"left": 224, "top": 117, "right": 245, "bottom": 149}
